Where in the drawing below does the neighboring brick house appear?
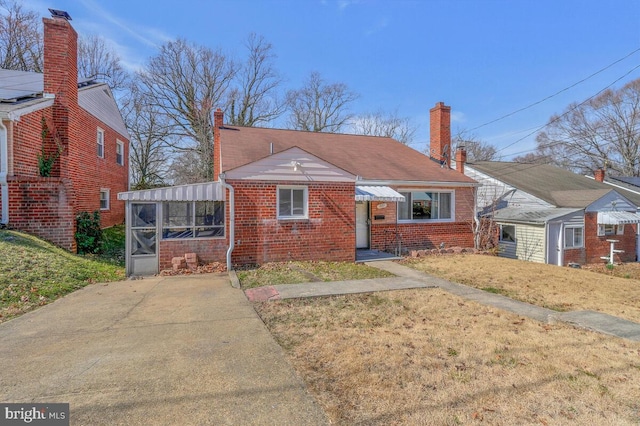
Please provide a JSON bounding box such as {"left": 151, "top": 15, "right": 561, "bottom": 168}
{"left": 119, "top": 103, "right": 479, "bottom": 275}
{"left": 463, "top": 161, "right": 640, "bottom": 265}
{"left": 0, "top": 13, "right": 129, "bottom": 251}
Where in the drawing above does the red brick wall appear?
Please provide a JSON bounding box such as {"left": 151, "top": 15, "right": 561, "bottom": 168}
{"left": 563, "top": 248, "right": 586, "bottom": 265}
{"left": 369, "top": 186, "right": 476, "bottom": 251}
{"left": 229, "top": 180, "right": 355, "bottom": 265}
{"left": 584, "top": 212, "right": 636, "bottom": 263}
{"left": 159, "top": 238, "right": 228, "bottom": 270}
{"left": 5, "top": 176, "right": 75, "bottom": 251}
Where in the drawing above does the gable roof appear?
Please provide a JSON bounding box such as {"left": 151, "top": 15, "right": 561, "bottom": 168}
{"left": 468, "top": 161, "right": 640, "bottom": 208}
{"left": 219, "top": 125, "right": 476, "bottom": 184}
{"left": 0, "top": 69, "right": 128, "bottom": 139}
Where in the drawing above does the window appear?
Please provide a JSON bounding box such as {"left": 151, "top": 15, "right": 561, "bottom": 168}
{"left": 597, "top": 224, "right": 623, "bottom": 236}
{"left": 97, "top": 128, "right": 105, "bottom": 158}
{"left": 116, "top": 140, "right": 124, "bottom": 166}
{"left": 499, "top": 224, "right": 516, "bottom": 242}
{"left": 398, "top": 191, "right": 453, "bottom": 221}
{"left": 564, "top": 226, "right": 584, "bottom": 248}
{"left": 162, "top": 201, "right": 224, "bottom": 239}
{"left": 100, "top": 189, "right": 110, "bottom": 210}
{"left": 278, "top": 186, "right": 308, "bottom": 219}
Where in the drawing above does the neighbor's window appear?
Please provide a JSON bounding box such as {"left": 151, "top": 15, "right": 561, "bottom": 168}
{"left": 597, "top": 224, "right": 623, "bottom": 236}
{"left": 499, "top": 224, "right": 516, "bottom": 242}
{"left": 162, "top": 201, "right": 224, "bottom": 239}
{"left": 398, "top": 191, "right": 452, "bottom": 221}
{"left": 116, "top": 140, "right": 124, "bottom": 166}
{"left": 564, "top": 226, "right": 584, "bottom": 248}
{"left": 97, "top": 128, "right": 105, "bottom": 158}
{"left": 99, "top": 189, "right": 110, "bottom": 210}
{"left": 277, "top": 186, "right": 308, "bottom": 219}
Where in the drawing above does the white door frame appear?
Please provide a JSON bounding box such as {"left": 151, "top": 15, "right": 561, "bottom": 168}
{"left": 356, "top": 201, "right": 370, "bottom": 249}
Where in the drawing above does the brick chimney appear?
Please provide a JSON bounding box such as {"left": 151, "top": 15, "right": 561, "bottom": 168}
{"left": 455, "top": 146, "right": 467, "bottom": 174}
{"left": 213, "top": 109, "right": 224, "bottom": 179}
{"left": 43, "top": 12, "right": 78, "bottom": 150}
{"left": 594, "top": 168, "right": 605, "bottom": 182}
{"left": 430, "top": 102, "right": 451, "bottom": 167}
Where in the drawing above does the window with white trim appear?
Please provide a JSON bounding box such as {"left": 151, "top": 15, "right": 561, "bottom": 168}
{"left": 277, "top": 186, "right": 308, "bottom": 219}
{"left": 162, "top": 201, "right": 224, "bottom": 239}
{"left": 564, "top": 226, "right": 584, "bottom": 248}
{"left": 116, "top": 140, "right": 124, "bottom": 166}
{"left": 597, "top": 224, "right": 623, "bottom": 236}
{"left": 97, "top": 128, "right": 105, "bottom": 158}
{"left": 499, "top": 224, "right": 516, "bottom": 242}
{"left": 99, "top": 189, "right": 110, "bottom": 210}
{"left": 398, "top": 191, "right": 453, "bottom": 221}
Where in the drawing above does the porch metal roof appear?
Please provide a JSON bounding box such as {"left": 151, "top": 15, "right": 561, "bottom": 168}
{"left": 118, "top": 182, "right": 225, "bottom": 202}
{"left": 355, "top": 186, "right": 405, "bottom": 202}
{"left": 597, "top": 211, "right": 640, "bottom": 225}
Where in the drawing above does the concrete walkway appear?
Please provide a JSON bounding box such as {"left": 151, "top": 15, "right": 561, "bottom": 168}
{"left": 0, "top": 274, "right": 329, "bottom": 425}
{"left": 245, "top": 260, "right": 640, "bottom": 342}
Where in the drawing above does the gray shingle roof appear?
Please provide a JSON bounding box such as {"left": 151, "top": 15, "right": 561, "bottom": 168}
{"left": 469, "top": 161, "right": 640, "bottom": 208}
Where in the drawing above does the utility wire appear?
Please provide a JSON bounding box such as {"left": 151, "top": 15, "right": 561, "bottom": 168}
{"left": 467, "top": 46, "right": 640, "bottom": 132}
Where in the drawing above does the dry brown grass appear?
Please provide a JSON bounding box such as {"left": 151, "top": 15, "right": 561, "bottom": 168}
{"left": 255, "top": 255, "right": 640, "bottom": 425}
{"left": 402, "top": 255, "right": 640, "bottom": 322}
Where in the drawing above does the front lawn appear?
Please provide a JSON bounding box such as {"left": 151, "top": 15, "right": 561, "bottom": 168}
{"left": 255, "top": 255, "right": 640, "bottom": 424}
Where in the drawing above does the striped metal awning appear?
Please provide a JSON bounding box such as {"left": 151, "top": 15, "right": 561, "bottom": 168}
{"left": 355, "top": 186, "right": 405, "bottom": 202}
{"left": 597, "top": 211, "right": 640, "bottom": 225}
{"left": 118, "top": 182, "right": 225, "bottom": 202}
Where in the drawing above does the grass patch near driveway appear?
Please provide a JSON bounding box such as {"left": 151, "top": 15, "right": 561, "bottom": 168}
{"left": 236, "top": 261, "right": 395, "bottom": 289}
{"left": 0, "top": 230, "right": 125, "bottom": 323}
{"left": 403, "top": 254, "right": 640, "bottom": 322}
{"left": 256, "top": 289, "right": 640, "bottom": 425}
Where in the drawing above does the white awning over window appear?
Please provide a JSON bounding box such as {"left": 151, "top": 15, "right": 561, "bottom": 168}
{"left": 597, "top": 211, "right": 640, "bottom": 225}
{"left": 355, "top": 186, "right": 405, "bottom": 202}
{"left": 118, "top": 182, "right": 225, "bottom": 202}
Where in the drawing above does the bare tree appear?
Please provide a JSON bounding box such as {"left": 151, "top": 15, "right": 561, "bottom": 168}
{"left": 511, "top": 152, "right": 552, "bottom": 164}
{"left": 0, "top": 0, "right": 42, "bottom": 72}
{"left": 227, "top": 33, "right": 285, "bottom": 127}
{"left": 535, "top": 78, "right": 640, "bottom": 176}
{"left": 351, "top": 110, "right": 416, "bottom": 144}
{"left": 286, "top": 71, "right": 358, "bottom": 132}
{"left": 120, "top": 82, "right": 171, "bottom": 190}
{"left": 78, "top": 34, "right": 129, "bottom": 92}
{"left": 452, "top": 131, "right": 499, "bottom": 162}
{"left": 137, "top": 38, "right": 236, "bottom": 182}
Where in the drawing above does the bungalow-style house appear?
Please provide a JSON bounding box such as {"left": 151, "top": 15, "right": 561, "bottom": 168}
{"left": 0, "top": 11, "right": 129, "bottom": 251}
{"left": 119, "top": 102, "right": 479, "bottom": 275}
{"left": 463, "top": 161, "right": 640, "bottom": 265}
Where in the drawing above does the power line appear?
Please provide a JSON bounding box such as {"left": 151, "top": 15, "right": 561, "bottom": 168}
{"left": 467, "top": 47, "right": 640, "bottom": 132}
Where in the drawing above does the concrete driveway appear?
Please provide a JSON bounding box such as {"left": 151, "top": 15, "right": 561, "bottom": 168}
{"left": 0, "top": 274, "right": 328, "bottom": 425}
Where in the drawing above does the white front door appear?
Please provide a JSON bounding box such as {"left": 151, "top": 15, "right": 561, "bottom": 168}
{"left": 547, "top": 222, "right": 562, "bottom": 266}
{"left": 356, "top": 202, "right": 369, "bottom": 249}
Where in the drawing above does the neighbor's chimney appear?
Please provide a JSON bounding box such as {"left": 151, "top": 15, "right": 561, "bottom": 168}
{"left": 594, "top": 168, "right": 605, "bottom": 182}
{"left": 455, "top": 146, "right": 467, "bottom": 174}
{"left": 430, "top": 102, "right": 451, "bottom": 168}
{"left": 213, "top": 109, "right": 224, "bottom": 179}
{"left": 43, "top": 11, "right": 77, "bottom": 148}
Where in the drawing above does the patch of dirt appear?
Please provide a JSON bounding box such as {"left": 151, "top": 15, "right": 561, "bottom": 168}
{"left": 159, "top": 262, "right": 226, "bottom": 276}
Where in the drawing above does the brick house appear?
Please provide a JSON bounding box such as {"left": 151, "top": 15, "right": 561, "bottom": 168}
{"left": 119, "top": 102, "right": 478, "bottom": 275}
{"left": 463, "top": 161, "right": 640, "bottom": 265}
{"left": 0, "top": 12, "right": 129, "bottom": 251}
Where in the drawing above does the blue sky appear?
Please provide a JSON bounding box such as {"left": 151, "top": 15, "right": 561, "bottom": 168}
{"left": 24, "top": 0, "right": 640, "bottom": 159}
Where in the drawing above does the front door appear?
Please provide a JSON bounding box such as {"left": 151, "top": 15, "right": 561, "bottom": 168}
{"left": 356, "top": 202, "right": 369, "bottom": 249}
{"left": 547, "top": 222, "right": 562, "bottom": 266}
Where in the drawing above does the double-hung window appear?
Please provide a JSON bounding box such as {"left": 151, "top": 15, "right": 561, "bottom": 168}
{"left": 278, "top": 186, "right": 308, "bottom": 219}
{"left": 499, "top": 224, "right": 516, "bottom": 242}
{"left": 100, "top": 189, "right": 110, "bottom": 210}
{"left": 564, "top": 226, "right": 584, "bottom": 248}
{"left": 97, "top": 128, "right": 105, "bottom": 158}
{"left": 398, "top": 191, "right": 452, "bottom": 221}
{"left": 116, "top": 140, "right": 124, "bottom": 166}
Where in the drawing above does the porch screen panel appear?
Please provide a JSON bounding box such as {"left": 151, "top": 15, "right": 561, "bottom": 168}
{"left": 131, "top": 203, "right": 156, "bottom": 255}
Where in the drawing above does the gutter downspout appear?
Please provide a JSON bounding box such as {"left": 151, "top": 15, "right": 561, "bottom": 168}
{"left": 219, "top": 173, "right": 235, "bottom": 271}
{"left": 0, "top": 119, "right": 8, "bottom": 225}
